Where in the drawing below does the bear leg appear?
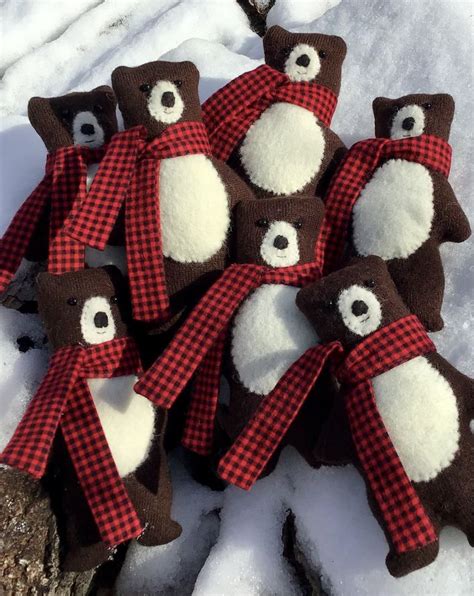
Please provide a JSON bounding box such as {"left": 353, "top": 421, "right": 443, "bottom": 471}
{"left": 385, "top": 541, "right": 440, "bottom": 577}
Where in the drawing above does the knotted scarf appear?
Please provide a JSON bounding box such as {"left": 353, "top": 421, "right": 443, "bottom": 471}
{"left": 1, "top": 336, "right": 146, "bottom": 548}
{"left": 202, "top": 64, "right": 338, "bottom": 161}
{"left": 65, "top": 121, "right": 212, "bottom": 323}
{"left": 315, "top": 134, "right": 452, "bottom": 273}
{"left": 134, "top": 261, "right": 323, "bottom": 453}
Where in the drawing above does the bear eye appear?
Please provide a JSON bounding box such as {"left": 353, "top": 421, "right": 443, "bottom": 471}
{"left": 293, "top": 220, "right": 303, "bottom": 230}
{"left": 67, "top": 297, "right": 78, "bottom": 306}
{"left": 364, "top": 279, "right": 376, "bottom": 288}
{"left": 392, "top": 105, "right": 400, "bottom": 115}
{"left": 94, "top": 103, "right": 104, "bottom": 113}
{"left": 283, "top": 46, "right": 293, "bottom": 57}
{"left": 423, "top": 102, "right": 432, "bottom": 110}
{"left": 174, "top": 79, "right": 183, "bottom": 88}
{"left": 139, "top": 83, "right": 152, "bottom": 93}
{"left": 61, "top": 108, "right": 71, "bottom": 119}
{"left": 110, "top": 295, "right": 118, "bottom": 304}
{"left": 255, "top": 218, "right": 270, "bottom": 228}
{"left": 318, "top": 50, "right": 327, "bottom": 59}
{"left": 317, "top": 299, "right": 335, "bottom": 311}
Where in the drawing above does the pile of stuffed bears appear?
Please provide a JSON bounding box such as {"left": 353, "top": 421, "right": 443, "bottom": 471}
{"left": 0, "top": 25, "right": 472, "bottom": 578}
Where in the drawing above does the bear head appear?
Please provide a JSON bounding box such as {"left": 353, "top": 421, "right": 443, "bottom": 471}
{"left": 28, "top": 86, "right": 118, "bottom": 153}
{"left": 372, "top": 93, "right": 455, "bottom": 141}
{"left": 111, "top": 60, "right": 202, "bottom": 139}
{"left": 296, "top": 256, "right": 410, "bottom": 347}
{"left": 263, "top": 25, "right": 347, "bottom": 95}
{"left": 36, "top": 266, "right": 130, "bottom": 350}
{"left": 232, "top": 195, "right": 324, "bottom": 267}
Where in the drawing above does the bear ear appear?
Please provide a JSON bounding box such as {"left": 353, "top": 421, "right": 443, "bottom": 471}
{"left": 92, "top": 85, "right": 117, "bottom": 107}
{"left": 433, "top": 93, "right": 455, "bottom": 119}
{"left": 327, "top": 34, "right": 347, "bottom": 59}
{"left": 28, "top": 96, "right": 71, "bottom": 152}
{"left": 111, "top": 65, "right": 132, "bottom": 92}
{"left": 180, "top": 60, "right": 200, "bottom": 83}
{"left": 264, "top": 25, "right": 289, "bottom": 44}
{"left": 372, "top": 96, "right": 393, "bottom": 118}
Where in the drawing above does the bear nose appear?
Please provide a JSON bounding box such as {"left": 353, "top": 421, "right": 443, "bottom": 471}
{"left": 94, "top": 311, "right": 109, "bottom": 328}
{"left": 273, "top": 235, "right": 289, "bottom": 250}
{"left": 402, "top": 117, "right": 415, "bottom": 131}
{"left": 161, "top": 91, "right": 175, "bottom": 108}
{"left": 296, "top": 54, "right": 310, "bottom": 67}
{"left": 81, "top": 123, "right": 95, "bottom": 135}
{"left": 351, "top": 300, "right": 369, "bottom": 317}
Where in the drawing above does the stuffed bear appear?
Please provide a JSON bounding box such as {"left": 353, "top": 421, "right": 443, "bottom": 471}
{"left": 133, "top": 195, "right": 336, "bottom": 483}
{"left": 72, "top": 59, "right": 254, "bottom": 331}
{"left": 1, "top": 267, "right": 181, "bottom": 572}
{"left": 0, "top": 87, "right": 127, "bottom": 313}
{"left": 202, "top": 25, "right": 347, "bottom": 198}
{"left": 296, "top": 256, "right": 474, "bottom": 577}
{"left": 318, "top": 93, "right": 471, "bottom": 331}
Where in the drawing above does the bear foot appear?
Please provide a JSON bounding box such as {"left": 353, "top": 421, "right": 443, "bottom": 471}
{"left": 61, "top": 541, "right": 113, "bottom": 573}
{"left": 385, "top": 540, "right": 439, "bottom": 577}
{"left": 137, "top": 518, "right": 182, "bottom": 547}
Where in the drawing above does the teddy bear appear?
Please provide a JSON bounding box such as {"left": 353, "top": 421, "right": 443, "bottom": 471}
{"left": 0, "top": 266, "right": 181, "bottom": 572}
{"left": 202, "top": 25, "right": 347, "bottom": 198}
{"left": 293, "top": 256, "right": 473, "bottom": 577}
{"left": 63, "top": 59, "right": 253, "bottom": 332}
{"left": 317, "top": 93, "right": 471, "bottom": 331}
{"left": 0, "top": 86, "right": 130, "bottom": 313}
{"left": 134, "top": 195, "right": 337, "bottom": 482}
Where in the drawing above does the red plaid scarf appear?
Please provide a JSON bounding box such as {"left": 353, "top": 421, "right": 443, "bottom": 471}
{"left": 315, "top": 134, "right": 452, "bottom": 273}
{"left": 1, "top": 337, "right": 145, "bottom": 547}
{"left": 0, "top": 144, "right": 108, "bottom": 290}
{"left": 134, "top": 261, "right": 322, "bottom": 451}
{"left": 222, "top": 315, "right": 437, "bottom": 554}
{"left": 202, "top": 64, "right": 338, "bottom": 161}
{"left": 64, "top": 121, "right": 212, "bottom": 323}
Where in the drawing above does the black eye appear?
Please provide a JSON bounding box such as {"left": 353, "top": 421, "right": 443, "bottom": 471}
{"left": 317, "top": 299, "right": 335, "bottom": 311}
{"left": 67, "top": 297, "right": 77, "bottom": 306}
{"left": 364, "top": 279, "right": 376, "bottom": 288}
{"left": 255, "top": 218, "right": 269, "bottom": 228}
{"left": 423, "top": 102, "right": 432, "bottom": 110}
{"left": 293, "top": 220, "right": 303, "bottom": 230}
{"left": 61, "top": 108, "right": 71, "bottom": 119}
{"left": 283, "top": 46, "right": 292, "bottom": 57}
{"left": 139, "top": 83, "right": 151, "bottom": 93}
{"left": 110, "top": 295, "right": 118, "bottom": 304}
{"left": 392, "top": 105, "right": 400, "bottom": 114}
{"left": 318, "top": 50, "right": 327, "bottom": 59}
{"left": 94, "top": 103, "right": 104, "bottom": 113}
{"left": 174, "top": 79, "right": 183, "bottom": 88}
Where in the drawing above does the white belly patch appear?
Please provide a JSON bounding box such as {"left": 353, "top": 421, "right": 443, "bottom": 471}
{"left": 87, "top": 375, "right": 155, "bottom": 478}
{"left": 231, "top": 284, "right": 320, "bottom": 395}
{"left": 159, "top": 154, "right": 230, "bottom": 263}
{"left": 352, "top": 159, "right": 434, "bottom": 260}
{"left": 373, "top": 356, "right": 459, "bottom": 482}
{"left": 239, "top": 102, "right": 325, "bottom": 195}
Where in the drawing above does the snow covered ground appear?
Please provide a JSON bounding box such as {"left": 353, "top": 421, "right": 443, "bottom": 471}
{"left": 1, "top": 0, "right": 473, "bottom": 594}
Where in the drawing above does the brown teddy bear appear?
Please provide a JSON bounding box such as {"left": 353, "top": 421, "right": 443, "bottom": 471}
{"left": 69, "top": 59, "right": 253, "bottom": 330}
{"left": 134, "top": 196, "right": 336, "bottom": 483}
{"left": 1, "top": 267, "right": 181, "bottom": 571}
{"left": 202, "top": 25, "right": 347, "bottom": 198}
{"left": 318, "top": 93, "right": 471, "bottom": 331}
{"left": 295, "top": 256, "right": 474, "bottom": 577}
{"left": 0, "top": 86, "right": 127, "bottom": 310}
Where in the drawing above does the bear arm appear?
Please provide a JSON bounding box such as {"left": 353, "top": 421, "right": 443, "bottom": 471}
{"left": 316, "top": 128, "right": 347, "bottom": 199}
{"left": 214, "top": 158, "right": 255, "bottom": 209}
{"left": 312, "top": 395, "right": 356, "bottom": 465}
{"left": 434, "top": 176, "right": 471, "bottom": 243}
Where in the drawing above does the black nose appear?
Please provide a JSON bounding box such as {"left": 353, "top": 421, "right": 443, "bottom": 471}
{"left": 94, "top": 311, "right": 109, "bottom": 328}
{"left": 351, "top": 300, "right": 369, "bottom": 317}
{"left": 161, "top": 91, "right": 175, "bottom": 108}
{"left": 80, "top": 123, "right": 95, "bottom": 135}
{"left": 273, "top": 235, "right": 289, "bottom": 250}
{"left": 296, "top": 54, "right": 310, "bottom": 67}
{"left": 402, "top": 117, "right": 415, "bottom": 131}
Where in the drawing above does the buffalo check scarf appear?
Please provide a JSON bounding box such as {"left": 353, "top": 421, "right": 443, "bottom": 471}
{"left": 134, "top": 261, "right": 322, "bottom": 450}
{"left": 201, "top": 64, "right": 338, "bottom": 161}
{"left": 1, "top": 336, "right": 145, "bottom": 547}
{"left": 65, "top": 121, "right": 212, "bottom": 323}
{"left": 221, "top": 315, "right": 437, "bottom": 555}
{"left": 315, "top": 134, "right": 452, "bottom": 273}
{"left": 0, "top": 144, "right": 107, "bottom": 290}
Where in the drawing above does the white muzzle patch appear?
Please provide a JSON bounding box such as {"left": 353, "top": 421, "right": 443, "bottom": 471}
{"left": 80, "top": 296, "right": 116, "bottom": 345}
{"left": 147, "top": 80, "right": 184, "bottom": 124}
{"left": 285, "top": 43, "right": 321, "bottom": 82}
{"left": 72, "top": 111, "right": 105, "bottom": 149}
{"left": 260, "top": 220, "right": 300, "bottom": 267}
{"left": 390, "top": 104, "right": 425, "bottom": 139}
{"left": 337, "top": 285, "right": 382, "bottom": 337}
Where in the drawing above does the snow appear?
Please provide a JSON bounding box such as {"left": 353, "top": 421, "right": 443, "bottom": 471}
{"left": 0, "top": 0, "right": 473, "bottom": 594}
